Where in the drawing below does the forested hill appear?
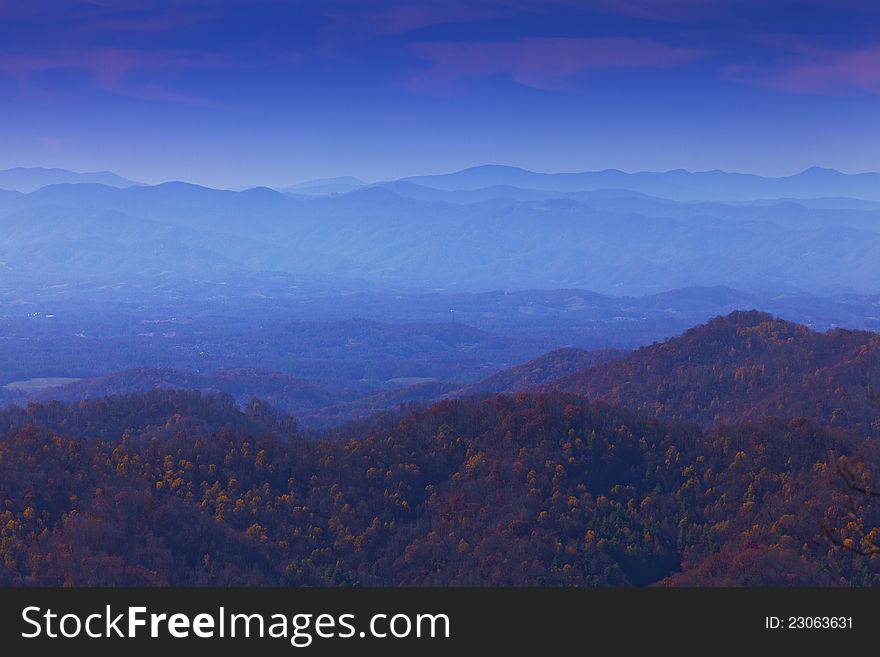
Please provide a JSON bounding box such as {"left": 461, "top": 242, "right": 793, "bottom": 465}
{"left": 0, "top": 388, "right": 297, "bottom": 441}
{"left": 463, "top": 346, "right": 626, "bottom": 395}
{"left": 1, "top": 389, "right": 878, "bottom": 586}
{"left": 555, "top": 310, "right": 880, "bottom": 432}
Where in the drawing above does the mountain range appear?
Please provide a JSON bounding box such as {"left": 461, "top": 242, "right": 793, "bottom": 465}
{"left": 278, "top": 165, "right": 880, "bottom": 203}
{"left": 396, "top": 164, "right": 880, "bottom": 203}
{"left": 6, "top": 163, "right": 880, "bottom": 202}
{"left": 3, "top": 170, "right": 880, "bottom": 295}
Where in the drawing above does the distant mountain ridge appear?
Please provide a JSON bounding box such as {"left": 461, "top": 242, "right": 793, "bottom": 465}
{"left": 4, "top": 164, "right": 880, "bottom": 295}
{"left": 9, "top": 163, "right": 880, "bottom": 202}
{"left": 0, "top": 167, "right": 141, "bottom": 193}
{"left": 282, "top": 176, "right": 367, "bottom": 196}
{"left": 274, "top": 164, "right": 880, "bottom": 203}
{"left": 399, "top": 164, "right": 880, "bottom": 202}
{"left": 4, "top": 177, "right": 880, "bottom": 295}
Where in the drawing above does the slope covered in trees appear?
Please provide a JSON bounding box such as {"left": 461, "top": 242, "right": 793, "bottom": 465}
{"left": 1, "top": 389, "right": 878, "bottom": 586}
{"left": 556, "top": 311, "right": 880, "bottom": 434}
{"left": 25, "top": 367, "right": 338, "bottom": 418}
{"left": 7, "top": 348, "right": 624, "bottom": 429}
{"left": 462, "top": 347, "right": 625, "bottom": 395}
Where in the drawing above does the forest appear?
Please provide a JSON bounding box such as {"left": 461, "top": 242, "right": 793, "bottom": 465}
{"left": 1, "top": 312, "right": 879, "bottom": 586}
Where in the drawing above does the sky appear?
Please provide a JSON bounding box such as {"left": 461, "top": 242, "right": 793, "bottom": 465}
{"left": 1, "top": 0, "right": 880, "bottom": 188}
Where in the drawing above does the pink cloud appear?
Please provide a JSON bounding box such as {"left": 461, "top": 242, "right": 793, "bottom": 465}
{"left": 0, "top": 48, "right": 222, "bottom": 103}
{"left": 83, "top": 11, "right": 206, "bottom": 39}
{"left": 322, "top": 0, "right": 736, "bottom": 37}
{"left": 37, "top": 135, "right": 65, "bottom": 153}
{"left": 406, "top": 37, "right": 705, "bottom": 92}
{"left": 727, "top": 41, "right": 880, "bottom": 95}
{"left": 351, "top": 2, "right": 506, "bottom": 37}
{"left": 556, "top": 0, "right": 739, "bottom": 23}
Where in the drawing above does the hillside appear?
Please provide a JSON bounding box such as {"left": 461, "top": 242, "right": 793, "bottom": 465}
{"left": 10, "top": 311, "right": 880, "bottom": 435}
{"left": 464, "top": 347, "right": 626, "bottom": 394}
{"left": 3, "top": 313, "right": 880, "bottom": 587}
{"left": 25, "top": 367, "right": 339, "bottom": 416}
{"left": 0, "top": 388, "right": 296, "bottom": 441}
{"left": 5, "top": 347, "right": 626, "bottom": 428}
{"left": 0, "top": 389, "right": 877, "bottom": 586}
{"left": 556, "top": 310, "right": 880, "bottom": 432}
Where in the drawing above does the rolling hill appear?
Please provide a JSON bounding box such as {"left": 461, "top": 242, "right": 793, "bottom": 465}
{"left": 463, "top": 346, "right": 626, "bottom": 394}
{"left": 1, "top": 387, "right": 876, "bottom": 586}
{"left": 555, "top": 310, "right": 880, "bottom": 432}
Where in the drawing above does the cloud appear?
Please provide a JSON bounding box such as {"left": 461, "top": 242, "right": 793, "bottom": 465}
{"left": 406, "top": 36, "right": 705, "bottom": 92}
{"left": 727, "top": 41, "right": 880, "bottom": 95}
{"left": 0, "top": 48, "right": 221, "bottom": 103}
{"left": 557, "top": 0, "right": 738, "bottom": 23}
{"left": 326, "top": 2, "right": 506, "bottom": 37}
{"left": 37, "top": 135, "right": 65, "bottom": 154}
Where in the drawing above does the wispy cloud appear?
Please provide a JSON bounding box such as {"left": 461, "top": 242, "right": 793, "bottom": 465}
{"left": 558, "top": 0, "right": 739, "bottom": 23}
{"left": 321, "top": 1, "right": 507, "bottom": 38}
{"left": 0, "top": 48, "right": 223, "bottom": 103}
{"left": 406, "top": 36, "right": 705, "bottom": 93}
{"left": 727, "top": 39, "right": 880, "bottom": 95}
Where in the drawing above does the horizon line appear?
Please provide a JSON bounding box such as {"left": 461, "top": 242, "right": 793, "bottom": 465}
{"left": 2, "top": 163, "right": 879, "bottom": 191}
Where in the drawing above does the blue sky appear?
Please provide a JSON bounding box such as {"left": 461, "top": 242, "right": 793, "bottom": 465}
{"left": 1, "top": 0, "right": 879, "bottom": 187}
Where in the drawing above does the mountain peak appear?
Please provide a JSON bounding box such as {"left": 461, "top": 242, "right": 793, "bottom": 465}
{"left": 554, "top": 308, "right": 880, "bottom": 429}
{"left": 238, "top": 185, "right": 289, "bottom": 199}
{"left": 700, "top": 309, "right": 777, "bottom": 329}
{"left": 796, "top": 166, "right": 843, "bottom": 177}
{"left": 459, "top": 164, "right": 533, "bottom": 173}
{"left": 681, "top": 310, "right": 808, "bottom": 347}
